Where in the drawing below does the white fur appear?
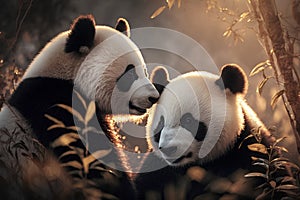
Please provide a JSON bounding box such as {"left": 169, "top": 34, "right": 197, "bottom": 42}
{"left": 147, "top": 71, "right": 244, "bottom": 166}
{"left": 74, "top": 28, "right": 158, "bottom": 114}
{"left": 16, "top": 25, "right": 158, "bottom": 116}
{"left": 0, "top": 22, "right": 159, "bottom": 136}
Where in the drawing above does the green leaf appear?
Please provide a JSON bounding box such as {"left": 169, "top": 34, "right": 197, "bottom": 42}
{"left": 56, "top": 104, "right": 84, "bottom": 122}
{"left": 248, "top": 143, "right": 268, "bottom": 154}
{"left": 85, "top": 101, "right": 96, "bottom": 125}
{"left": 249, "top": 60, "right": 271, "bottom": 77}
{"left": 151, "top": 6, "right": 166, "bottom": 19}
{"left": 271, "top": 90, "right": 285, "bottom": 109}
{"left": 245, "top": 172, "right": 268, "bottom": 179}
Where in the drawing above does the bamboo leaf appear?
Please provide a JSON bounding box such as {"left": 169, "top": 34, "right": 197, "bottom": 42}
{"left": 47, "top": 124, "right": 66, "bottom": 131}
{"left": 82, "top": 149, "right": 112, "bottom": 174}
{"left": 58, "top": 150, "right": 78, "bottom": 160}
{"left": 271, "top": 90, "right": 285, "bottom": 109}
{"left": 61, "top": 160, "right": 82, "bottom": 170}
{"left": 275, "top": 184, "right": 299, "bottom": 190}
{"left": 281, "top": 176, "right": 296, "bottom": 183}
{"left": 51, "top": 132, "right": 79, "bottom": 148}
{"left": 65, "top": 126, "right": 80, "bottom": 132}
{"left": 269, "top": 180, "right": 276, "bottom": 188}
{"left": 251, "top": 156, "right": 269, "bottom": 164}
{"left": 166, "top": 0, "right": 174, "bottom": 9}
{"left": 44, "top": 114, "right": 64, "bottom": 126}
{"left": 238, "top": 134, "right": 254, "bottom": 149}
{"left": 248, "top": 143, "right": 268, "bottom": 154}
{"left": 279, "top": 146, "right": 289, "bottom": 153}
{"left": 253, "top": 162, "right": 269, "bottom": 169}
{"left": 256, "top": 77, "right": 271, "bottom": 95}
{"left": 239, "top": 12, "right": 249, "bottom": 21}
{"left": 56, "top": 104, "right": 84, "bottom": 122}
{"left": 270, "top": 157, "right": 289, "bottom": 164}
{"left": 91, "top": 149, "right": 112, "bottom": 160}
{"left": 85, "top": 101, "right": 96, "bottom": 125}
{"left": 223, "top": 29, "right": 232, "bottom": 38}
{"left": 178, "top": 0, "right": 181, "bottom": 8}
{"left": 274, "top": 137, "right": 286, "bottom": 146}
{"left": 151, "top": 6, "right": 166, "bottom": 19}
{"left": 249, "top": 60, "right": 271, "bottom": 77}
{"left": 74, "top": 90, "right": 87, "bottom": 110}
{"left": 245, "top": 172, "right": 268, "bottom": 179}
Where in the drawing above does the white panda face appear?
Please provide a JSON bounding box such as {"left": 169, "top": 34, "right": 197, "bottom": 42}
{"left": 74, "top": 25, "right": 159, "bottom": 115}
{"left": 147, "top": 65, "right": 247, "bottom": 167}
{"left": 22, "top": 15, "right": 159, "bottom": 116}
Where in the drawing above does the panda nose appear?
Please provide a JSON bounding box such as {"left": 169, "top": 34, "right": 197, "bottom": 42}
{"left": 148, "top": 97, "right": 159, "bottom": 104}
{"left": 159, "top": 146, "right": 178, "bottom": 157}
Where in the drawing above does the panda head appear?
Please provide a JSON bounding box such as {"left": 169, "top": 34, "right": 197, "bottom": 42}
{"left": 147, "top": 64, "right": 248, "bottom": 166}
{"left": 23, "top": 15, "right": 159, "bottom": 115}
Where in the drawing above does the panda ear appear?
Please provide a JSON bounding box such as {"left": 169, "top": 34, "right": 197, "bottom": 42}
{"left": 65, "top": 15, "right": 96, "bottom": 53}
{"left": 150, "top": 66, "right": 170, "bottom": 94}
{"left": 216, "top": 64, "right": 248, "bottom": 95}
{"left": 115, "top": 18, "right": 130, "bottom": 37}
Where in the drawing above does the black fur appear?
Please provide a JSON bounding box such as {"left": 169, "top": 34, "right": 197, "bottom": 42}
{"left": 8, "top": 77, "right": 136, "bottom": 200}
{"left": 65, "top": 15, "right": 96, "bottom": 53}
{"left": 135, "top": 110, "right": 271, "bottom": 199}
{"left": 153, "top": 116, "right": 164, "bottom": 143}
{"left": 150, "top": 66, "right": 170, "bottom": 95}
{"left": 216, "top": 64, "right": 248, "bottom": 94}
{"left": 116, "top": 64, "right": 138, "bottom": 92}
{"left": 180, "top": 113, "right": 208, "bottom": 141}
{"left": 115, "top": 18, "right": 130, "bottom": 37}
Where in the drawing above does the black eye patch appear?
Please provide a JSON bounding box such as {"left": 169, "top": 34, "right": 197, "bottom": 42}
{"left": 153, "top": 116, "right": 164, "bottom": 143}
{"left": 116, "top": 64, "right": 138, "bottom": 92}
{"left": 180, "top": 113, "right": 207, "bottom": 141}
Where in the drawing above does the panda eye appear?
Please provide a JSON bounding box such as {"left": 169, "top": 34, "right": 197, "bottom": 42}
{"left": 181, "top": 113, "right": 193, "bottom": 125}
{"left": 116, "top": 64, "right": 138, "bottom": 92}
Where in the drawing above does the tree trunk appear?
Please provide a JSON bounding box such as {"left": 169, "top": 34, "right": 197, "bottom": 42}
{"left": 251, "top": 0, "right": 300, "bottom": 152}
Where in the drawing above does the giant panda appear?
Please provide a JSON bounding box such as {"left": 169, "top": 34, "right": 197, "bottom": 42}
{"left": 135, "top": 64, "right": 276, "bottom": 200}
{"left": 0, "top": 15, "right": 159, "bottom": 199}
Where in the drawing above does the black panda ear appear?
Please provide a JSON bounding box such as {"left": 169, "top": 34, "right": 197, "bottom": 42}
{"left": 65, "top": 15, "right": 96, "bottom": 53}
{"left": 115, "top": 18, "right": 130, "bottom": 37}
{"left": 216, "top": 64, "right": 248, "bottom": 95}
{"left": 150, "top": 66, "right": 170, "bottom": 94}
